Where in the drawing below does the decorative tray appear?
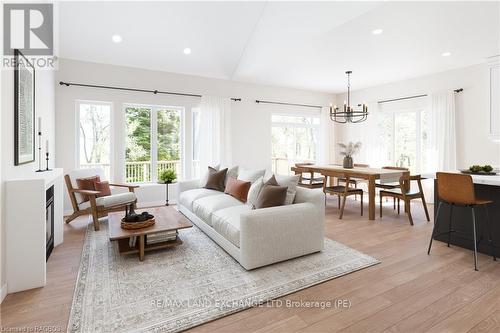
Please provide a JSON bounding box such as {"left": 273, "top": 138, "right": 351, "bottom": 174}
{"left": 460, "top": 170, "right": 497, "bottom": 175}
{"left": 121, "top": 218, "right": 155, "bottom": 230}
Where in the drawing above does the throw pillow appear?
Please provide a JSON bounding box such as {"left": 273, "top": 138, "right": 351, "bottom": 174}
{"left": 265, "top": 174, "right": 279, "bottom": 186}
{"left": 237, "top": 168, "right": 266, "bottom": 183}
{"left": 224, "top": 177, "right": 251, "bottom": 203}
{"left": 76, "top": 175, "right": 101, "bottom": 203}
{"left": 247, "top": 176, "right": 264, "bottom": 208}
{"left": 95, "top": 181, "right": 112, "bottom": 197}
{"left": 204, "top": 167, "right": 228, "bottom": 192}
{"left": 255, "top": 184, "right": 288, "bottom": 209}
{"left": 276, "top": 174, "right": 300, "bottom": 205}
{"left": 199, "top": 164, "right": 220, "bottom": 187}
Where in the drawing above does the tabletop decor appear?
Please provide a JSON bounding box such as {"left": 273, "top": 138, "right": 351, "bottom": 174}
{"left": 121, "top": 204, "right": 155, "bottom": 229}
{"left": 14, "top": 49, "right": 36, "bottom": 165}
{"left": 338, "top": 141, "right": 362, "bottom": 168}
{"left": 461, "top": 165, "right": 497, "bottom": 175}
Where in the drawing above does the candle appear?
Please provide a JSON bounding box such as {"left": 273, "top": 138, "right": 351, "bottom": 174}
{"left": 46, "top": 140, "right": 49, "bottom": 154}
{"left": 38, "top": 117, "right": 42, "bottom": 133}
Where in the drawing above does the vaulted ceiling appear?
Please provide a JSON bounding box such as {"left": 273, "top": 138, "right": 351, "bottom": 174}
{"left": 59, "top": 1, "right": 500, "bottom": 92}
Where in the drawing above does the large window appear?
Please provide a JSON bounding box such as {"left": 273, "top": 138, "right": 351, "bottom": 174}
{"left": 77, "top": 101, "right": 112, "bottom": 179}
{"left": 271, "top": 114, "right": 320, "bottom": 175}
{"left": 125, "top": 104, "right": 182, "bottom": 183}
{"left": 377, "top": 108, "right": 429, "bottom": 173}
{"left": 191, "top": 108, "right": 201, "bottom": 179}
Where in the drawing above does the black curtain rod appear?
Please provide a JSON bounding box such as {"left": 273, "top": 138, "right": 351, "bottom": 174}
{"left": 378, "top": 88, "right": 463, "bottom": 104}
{"left": 59, "top": 81, "right": 242, "bottom": 101}
{"left": 255, "top": 99, "right": 322, "bottom": 109}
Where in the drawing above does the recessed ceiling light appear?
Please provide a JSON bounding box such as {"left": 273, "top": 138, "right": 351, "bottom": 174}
{"left": 112, "top": 35, "right": 122, "bottom": 43}
{"left": 442, "top": 52, "right": 451, "bottom": 57}
{"left": 372, "top": 29, "right": 383, "bottom": 35}
{"left": 183, "top": 48, "right": 191, "bottom": 55}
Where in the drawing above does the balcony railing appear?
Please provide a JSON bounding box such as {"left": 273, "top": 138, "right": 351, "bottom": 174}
{"left": 80, "top": 160, "right": 182, "bottom": 183}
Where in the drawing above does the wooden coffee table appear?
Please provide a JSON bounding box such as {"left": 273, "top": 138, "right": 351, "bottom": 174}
{"left": 108, "top": 207, "right": 193, "bottom": 261}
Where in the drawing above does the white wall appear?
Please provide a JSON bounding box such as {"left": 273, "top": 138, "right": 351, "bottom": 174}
{"left": 334, "top": 63, "right": 500, "bottom": 169}
{"left": 0, "top": 65, "right": 56, "bottom": 300}
{"left": 56, "top": 58, "right": 335, "bottom": 212}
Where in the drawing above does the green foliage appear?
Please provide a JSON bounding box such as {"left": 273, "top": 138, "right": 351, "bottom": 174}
{"left": 483, "top": 165, "right": 493, "bottom": 172}
{"left": 159, "top": 168, "right": 177, "bottom": 183}
{"left": 469, "top": 165, "right": 494, "bottom": 173}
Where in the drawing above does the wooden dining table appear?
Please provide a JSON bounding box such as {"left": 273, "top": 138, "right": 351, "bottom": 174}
{"left": 292, "top": 164, "right": 409, "bottom": 220}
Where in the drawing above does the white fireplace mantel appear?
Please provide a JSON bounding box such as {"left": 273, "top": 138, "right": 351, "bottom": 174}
{"left": 5, "top": 168, "right": 64, "bottom": 293}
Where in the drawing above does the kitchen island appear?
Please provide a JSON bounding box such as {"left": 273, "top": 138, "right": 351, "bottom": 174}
{"left": 427, "top": 172, "right": 499, "bottom": 256}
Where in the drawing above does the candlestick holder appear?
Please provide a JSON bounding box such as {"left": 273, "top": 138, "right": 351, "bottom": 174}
{"left": 36, "top": 131, "right": 44, "bottom": 172}
{"left": 45, "top": 152, "right": 52, "bottom": 172}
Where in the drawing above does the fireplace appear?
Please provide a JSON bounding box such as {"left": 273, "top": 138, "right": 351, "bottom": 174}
{"left": 46, "top": 185, "right": 54, "bottom": 261}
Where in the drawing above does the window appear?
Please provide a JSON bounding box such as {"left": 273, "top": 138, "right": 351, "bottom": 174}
{"left": 77, "top": 101, "right": 112, "bottom": 179}
{"left": 271, "top": 114, "right": 320, "bottom": 175}
{"left": 377, "top": 108, "right": 429, "bottom": 173}
{"left": 125, "top": 104, "right": 182, "bottom": 183}
{"left": 191, "top": 108, "right": 201, "bottom": 179}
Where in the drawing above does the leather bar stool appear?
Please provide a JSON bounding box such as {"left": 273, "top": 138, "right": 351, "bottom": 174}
{"left": 427, "top": 172, "right": 496, "bottom": 271}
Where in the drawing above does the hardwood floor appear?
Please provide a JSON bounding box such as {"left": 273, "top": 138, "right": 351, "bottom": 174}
{"left": 1, "top": 196, "right": 499, "bottom": 332}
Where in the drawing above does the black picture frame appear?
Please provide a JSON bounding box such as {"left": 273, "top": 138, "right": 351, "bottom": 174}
{"left": 14, "top": 49, "right": 36, "bottom": 165}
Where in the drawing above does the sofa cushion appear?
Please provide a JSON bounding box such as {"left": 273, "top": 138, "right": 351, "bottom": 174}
{"left": 192, "top": 194, "right": 243, "bottom": 226}
{"left": 211, "top": 205, "right": 251, "bottom": 248}
{"left": 238, "top": 168, "right": 266, "bottom": 183}
{"left": 78, "top": 192, "right": 136, "bottom": 210}
{"left": 179, "top": 188, "right": 221, "bottom": 210}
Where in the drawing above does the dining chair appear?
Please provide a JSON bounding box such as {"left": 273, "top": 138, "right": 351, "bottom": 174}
{"left": 428, "top": 172, "right": 496, "bottom": 271}
{"left": 324, "top": 173, "right": 363, "bottom": 219}
{"left": 376, "top": 166, "right": 409, "bottom": 210}
{"left": 293, "top": 163, "right": 324, "bottom": 189}
{"left": 337, "top": 163, "right": 369, "bottom": 200}
{"left": 379, "top": 174, "right": 430, "bottom": 225}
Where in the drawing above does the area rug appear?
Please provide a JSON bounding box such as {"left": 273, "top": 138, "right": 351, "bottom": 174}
{"left": 68, "top": 222, "right": 379, "bottom": 333}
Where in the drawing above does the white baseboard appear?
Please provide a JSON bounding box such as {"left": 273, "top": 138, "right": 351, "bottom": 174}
{"left": 1, "top": 283, "right": 7, "bottom": 303}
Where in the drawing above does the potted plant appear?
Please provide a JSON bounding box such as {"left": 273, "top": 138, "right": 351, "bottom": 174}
{"left": 338, "top": 142, "right": 362, "bottom": 168}
{"left": 158, "top": 168, "right": 177, "bottom": 184}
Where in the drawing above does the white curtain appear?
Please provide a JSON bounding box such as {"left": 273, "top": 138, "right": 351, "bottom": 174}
{"left": 318, "top": 107, "right": 334, "bottom": 164}
{"left": 199, "top": 96, "right": 232, "bottom": 169}
{"left": 430, "top": 91, "right": 457, "bottom": 171}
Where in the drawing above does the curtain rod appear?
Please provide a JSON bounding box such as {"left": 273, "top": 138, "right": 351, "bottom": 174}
{"left": 378, "top": 88, "right": 463, "bottom": 104}
{"left": 255, "top": 99, "right": 322, "bottom": 109}
{"left": 59, "top": 81, "right": 242, "bottom": 101}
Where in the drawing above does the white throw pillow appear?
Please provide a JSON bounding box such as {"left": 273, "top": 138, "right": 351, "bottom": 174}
{"left": 247, "top": 176, "right": 264, "bottom": 208}
{"left": 199, "top": 164, "right": 220, "bottom": 187}
{"left": 238, "top": 168, "right": 266, "bottom": 184}
{"left": 276, "top": 174, "right": 300, "bottom": 205}
{"left": 224, "top": 165, "right": 239, "bottom": 185}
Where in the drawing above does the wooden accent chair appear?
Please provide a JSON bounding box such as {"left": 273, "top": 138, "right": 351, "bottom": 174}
{"left": 324, "top": 174, "right": 364, "bottom": 219}
{"left": 379, "top": 174, "right": 430, "bottom": 225}
{"left": 428, "top": 172, "right": 496, "bottom": 271}
{"left": 376, "top": 166, "right": 409, "bottom": 210}
{"left": 292, "top": 163, "right": 324, "bottom": 189}
{"left": 65, "top": 168, "right": 139, "bottom": 231}
{"left": 337, "top": 164, "right": 369, "bottom": 200}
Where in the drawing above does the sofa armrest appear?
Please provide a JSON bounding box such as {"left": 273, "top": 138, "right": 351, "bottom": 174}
{"left": 239, "top": 202, "right": 325, "bottom": 269}
{"left": 177, "top": 179, "right": 201, "bottom": 205}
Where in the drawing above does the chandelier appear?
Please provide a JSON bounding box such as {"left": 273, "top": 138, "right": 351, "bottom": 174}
{"left": 330, "top": 71, "right": 368, "bottom": 123}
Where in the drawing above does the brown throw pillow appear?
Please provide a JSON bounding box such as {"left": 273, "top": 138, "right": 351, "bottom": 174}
{"left": 204, "top": 167, "right": 228, "bottom": 192}
{"left": 224, "top": 177, "right": 251, "bottom": 203}
{"left": 265, "top": 174, "right": 279, "bottom": 186}
{"left": 255, "top": 184, "right": 288, "bottom": 209}
{"left": 95, "top": 181, "right": 112, "bottom": 197}
{"left": 76, "top": 175, "right": 101, "bottom": 203}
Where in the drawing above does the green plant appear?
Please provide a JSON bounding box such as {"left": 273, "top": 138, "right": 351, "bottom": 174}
{"left": 469, "top": 165, "right": 483, "bottom": 173}
{"left": 159, "top": 168, "right": 176, "bottom": 183}
{"left": 483, "top": 165, "right": 493, "bottom": 172}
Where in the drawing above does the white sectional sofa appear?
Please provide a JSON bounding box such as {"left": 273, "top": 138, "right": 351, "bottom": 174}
{"left": 177, "top": 179, "right": 325, "bottom": 270}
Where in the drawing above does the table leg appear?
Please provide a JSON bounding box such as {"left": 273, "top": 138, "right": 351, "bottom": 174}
{"left": 368, "top": 177, "right": 376, "bottom": 220}
{"left": 165, "top": 183, "right": 169, "bottom": 206}
{"left": 139, "top": 235, "right": 145, "bottom": 261}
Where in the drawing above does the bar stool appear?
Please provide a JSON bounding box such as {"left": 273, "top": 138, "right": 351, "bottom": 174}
{"left": 427, "top": 172, "right": 496, "bottom": 271}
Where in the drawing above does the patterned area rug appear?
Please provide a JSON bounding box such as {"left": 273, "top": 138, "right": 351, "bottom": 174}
{"left": 68, "top": 222, "right": 379, "bottom": 333}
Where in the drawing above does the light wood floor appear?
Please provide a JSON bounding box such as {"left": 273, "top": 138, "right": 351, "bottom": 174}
{"left": 2, "top": 197, "right": 499, "bottom": 332}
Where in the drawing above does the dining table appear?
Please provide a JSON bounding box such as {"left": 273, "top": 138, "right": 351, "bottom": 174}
{"left": 291, "top": 164, "right": 409, "bottom": 220}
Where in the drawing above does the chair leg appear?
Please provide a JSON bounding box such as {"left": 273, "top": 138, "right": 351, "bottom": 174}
{"left": 355, "top": 183, "right": 358, "bottom": 201}
{"left": 393, "top": 197, "right": 396, "bottom": 209}
{"left": 360, "top": 192, "right": 363, "bottom": 216}
{"left": 65, "top": 212, "right": 80, "bottom": 224}
{"left": 484, "top": 206, "right": 496, "bottom": 261}
{"left": 447, "top": 204, "right": 454, "bottom": 247}
{"left": 422, "top": 196, "right": 431, "bottom": 222}
{"left": 472, "top": 207, "right": 479, "bottom": 271}
{"left": 397, "top": 198, "right": 400, "bottom": 215}
{"left": 380, "top": 194, "right": 383, "bottom": 218}
{"left": 405, "top": 199, "right": 414, "bottom": 225}
{"left": 338, "top": 195, "right": 341, "bottom": 209}
{"left": 89, "top": 196, "right": 100, "bottom": 231}
{"left": 428, "top": 202, "right": 443, "bottom": 255}
{"left": 339, "top": 195, "right": 347, "bottom": 219}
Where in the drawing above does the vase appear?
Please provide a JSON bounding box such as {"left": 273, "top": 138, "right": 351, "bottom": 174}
{"left": 343, "top": 156, "right": 353, "bottom": 168}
